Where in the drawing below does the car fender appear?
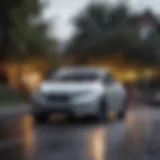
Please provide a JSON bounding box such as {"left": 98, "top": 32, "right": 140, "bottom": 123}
{"left": 106, "top": 82, "right": 126, "bottom": 112}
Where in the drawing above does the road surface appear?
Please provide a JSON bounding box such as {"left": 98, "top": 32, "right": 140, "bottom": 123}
{"left": 2, "top": 104, "right": 160, "bottom": 160}
{"left": 29, "top": 105, "right": 153, "bottom": 160}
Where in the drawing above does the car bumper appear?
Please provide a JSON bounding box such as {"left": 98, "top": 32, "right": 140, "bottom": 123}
{"left": 31, "top": 100, "right": 97, "bottom": 117}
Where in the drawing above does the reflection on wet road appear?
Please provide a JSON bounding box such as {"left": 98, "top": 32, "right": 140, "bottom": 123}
{"left": 31, "top": 106, "right": 151, "bottom": 160}
{"left": 88, "top": 127, "right": 106, "bottom": 160}
{"left": 34, "top": 122, "right": 108, "bottom": 160}
{"left": 1, "top": 105, "right": 160, "bottom": 160}
{"left": 22, "top": 115, "right": 35, "bottom": 159}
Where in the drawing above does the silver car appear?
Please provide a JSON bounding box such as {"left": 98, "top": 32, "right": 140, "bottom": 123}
{"left": 30, "top": 67, "right": 127, "bottom": 122}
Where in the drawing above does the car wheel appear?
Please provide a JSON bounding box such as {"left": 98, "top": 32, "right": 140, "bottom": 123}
{"left": 34, "top": 113, "right": 48, "bottom": 124}
{"left": 118, "top": 99, "right": 128, "bottom": 119}
{"left": 68, "top": 114, "right": 77, "bottom": 123}
{"left": 118, "top": 110, "right": 125, "bottom": 119}
{"left": 97, "top": 98, "right": 108, "bottom": 122}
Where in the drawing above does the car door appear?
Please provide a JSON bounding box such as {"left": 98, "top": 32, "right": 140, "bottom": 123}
{"left": 104, "top": 73, "right": 124, "bottom": 112}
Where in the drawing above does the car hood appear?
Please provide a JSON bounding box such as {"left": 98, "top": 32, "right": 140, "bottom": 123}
{"left": 39, "top": 81, "right": 103, "bottom": 94}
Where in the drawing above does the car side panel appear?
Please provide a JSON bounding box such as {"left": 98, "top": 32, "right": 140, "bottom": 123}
{"left": 106, "top": 82, "right": 126, "bottom": 113}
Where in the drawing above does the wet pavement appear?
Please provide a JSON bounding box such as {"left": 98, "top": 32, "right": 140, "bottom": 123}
{"left": 31, "top": 105, "right": 152, "bottom": 160}
{"left": 1, "top": 104, "right": 160, "bottom": 160}
{"left": 34, "top": 121, "right": 108, "bottom": 160}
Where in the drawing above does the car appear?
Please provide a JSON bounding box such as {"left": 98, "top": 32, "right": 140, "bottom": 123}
{"left": 30, "top": 67, "right": 127, "bottom": 122}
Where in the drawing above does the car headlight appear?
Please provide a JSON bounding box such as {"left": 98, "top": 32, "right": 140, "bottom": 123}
{"left": 72, "top": 92, "right": 100, "bottom": 104}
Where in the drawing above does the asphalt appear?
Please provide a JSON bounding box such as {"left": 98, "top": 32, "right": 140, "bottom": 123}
{"left": 30, "top": 105, "right": 152, "bottom": 160}
{"left": 1, "top": 104, "right": 160, "bottom": 160}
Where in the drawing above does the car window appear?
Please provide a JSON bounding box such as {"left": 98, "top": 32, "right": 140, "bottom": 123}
{"left": 48, "top": 70, "right": 101, "bottom": 82}
{"left": 56, "top": 73, "right": 99, "bottom": 82}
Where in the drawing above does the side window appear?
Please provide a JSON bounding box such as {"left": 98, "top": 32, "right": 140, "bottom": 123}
{"left": 104, "top": 73, "right": 115, "bottom": 84}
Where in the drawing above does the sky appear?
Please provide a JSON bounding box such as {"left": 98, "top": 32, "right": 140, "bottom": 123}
{"left": 43, "top": 0, "right": 160, "bottom": 41}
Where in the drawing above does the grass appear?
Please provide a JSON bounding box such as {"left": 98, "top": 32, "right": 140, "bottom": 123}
{"left": 0, "top": 100, "right": 22, "bottom": 108}
{"left": 0, "top": 85, "right": 23, "bottom": 108}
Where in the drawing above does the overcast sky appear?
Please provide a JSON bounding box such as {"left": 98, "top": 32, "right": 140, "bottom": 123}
{"left": 44, "top": 0, "right": 160, "bottom": 41}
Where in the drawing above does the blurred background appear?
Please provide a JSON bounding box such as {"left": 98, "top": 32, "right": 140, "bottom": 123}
{"left": 1, "top": 0, "right": 160, "bottom": 160}
{"left": 0, "top": 0, "right": 160, "bottom": 105}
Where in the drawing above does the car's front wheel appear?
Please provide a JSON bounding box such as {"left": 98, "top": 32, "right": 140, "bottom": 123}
{"left": 34, "top": 113, "right": 48, "bottom": 124}
{"left": 68, "top": 116, "right": 77, "bottom": 122}
{"left": 96, "top": 99, "right": 108, "bottom": 122}
{"left": 118, "top": 99, "right": 128, "bottom": 119}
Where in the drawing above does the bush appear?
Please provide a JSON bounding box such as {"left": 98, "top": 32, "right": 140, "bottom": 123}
{"left": 0, "top": 85, "right": 22, "bottom": 107}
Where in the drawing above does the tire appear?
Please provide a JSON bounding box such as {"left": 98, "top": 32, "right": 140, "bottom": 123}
{"left": 96, "top": 98, "right": 108, "bottom": 122}
{"left": 118, "top": 110, "right": 125, "bottom": 119}
{"left": 34, "top": 113, "right": 48, "bottom": 124}
{"left": 68, "top": 113, "right": 77, "bottom": 123}
{"left": 68, "top": 116, "right": 77, "bottom": 122}
{"left": 118, "top": 99, "right": 128, "bottom": 119}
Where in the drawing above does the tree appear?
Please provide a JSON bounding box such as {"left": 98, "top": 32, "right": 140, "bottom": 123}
{"left": 68, "top": 2, "right": 109, "bottom": 55}
{"left": 66, "top": 3, "right": 136, "bottom": 56}
{"left": 0, "top": 0, "right": 56, "bottom": 60}
{"left": 0, "top": 0, "right": 57, "bottom": 89}
{"left": 10, "top": 0, "right": 56, "bottom": 59}
{"left": 0, "top": 0, "right": 20, "bottom": 60}
{"left": 66, "top": 3, "right": 159, "bottom": 65}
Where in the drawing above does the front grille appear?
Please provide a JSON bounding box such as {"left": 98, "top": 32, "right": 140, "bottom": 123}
{"left": 46, "top": 94, "right": 70, "bottom": 102}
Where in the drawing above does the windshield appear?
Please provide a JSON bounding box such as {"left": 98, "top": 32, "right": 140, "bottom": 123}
{"left": 50, "top": 71, "right": 100, "bottom": 82}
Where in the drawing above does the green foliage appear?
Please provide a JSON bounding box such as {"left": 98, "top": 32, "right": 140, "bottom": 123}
{"left": 66, "top": 3, "right": 160, "bottom": 65}
{"left": 0, "top": 0, "right": 56, "bottom": 60}
{"left": 0, "top": 85, "right": 22, "bottom": 107}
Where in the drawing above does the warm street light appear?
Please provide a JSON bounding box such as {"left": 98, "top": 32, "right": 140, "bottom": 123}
{"left": 144, "top": 69, "right": 153, "bottom": 77}
{"left": 125, "top": 70, "right": 137, "bottom": 81}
